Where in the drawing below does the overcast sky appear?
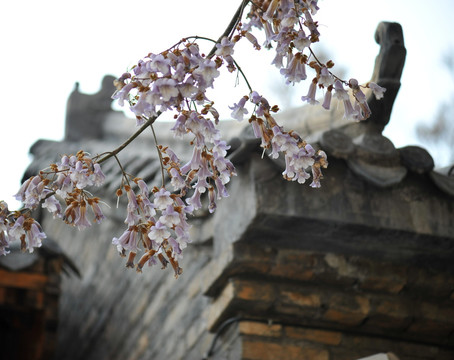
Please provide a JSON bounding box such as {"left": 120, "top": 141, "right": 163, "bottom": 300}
{"left": 1, "top": 0, "right": 454, "bottom": 209}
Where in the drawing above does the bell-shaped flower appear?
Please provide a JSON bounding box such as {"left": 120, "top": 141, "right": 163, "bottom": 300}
{"left": 333, "top": 80, "right": 349, "bottom": 101}
{"left": 322, "top": 88, "right": 332, "bottom": 110}
{"left": 193, "top": 59, "right": 220, "bottom": 89}
{"left": 367, "top": 82, "right": 386, "bottom": 100}
{"left": 301, "top": 80, "right": 319, "bottom": 105}
{"left": 155, "top": 78, "right": 179, "bottom": 102}
{"left": 148, "top": 221, "right": 170, "bottom": 244}
{"left": 215, "top": 36, "right": 235, "bottom": 57}
{"left": 25, "top": 221, "right": 46, "bottom": 253}
{"left": 74, "top": 202, "right": 92, "bottom": 230}
{"left": 159, "top": 205, "right": 181, "bottom": 227}
{"left": 280, "top": 52, "right": 307, "bottom": 84}
{"left": 146, "top": 53, "right": 171, "bottom": 75}
{"left": 42, "top": 195, "right": 62, "bottom": 219}
{"left": 319, "top": 67, "right": 334, "bottom": 87}
{"left": 229, "top": 96, "right": 249, "bottom": 121}
{"left": 153, "top": 188, "right": 173, "bottom": 210}
{"left": 92, "top": 163, "right": 105, "bottom": 186}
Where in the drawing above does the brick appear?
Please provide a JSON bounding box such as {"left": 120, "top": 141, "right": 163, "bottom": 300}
{"left": 235, "top": 279, "right": 275, "bottom": 302}
{"left": 323, "top": 294, "right": 370, "bottom": 326}
{"left": 419, "top": 301, "right": 454, "bottom": 324}
{"left": 359, "top": 276, "right": 405, "bottom": 294}
{"left": 285, "top": 327, "right": 342, "bottom": 345}
{"left": 323, "top": 309, "right": 366, "bottom": 326}
{"left": 396, "top": 340, "right": 441, "bottom": 358}
{"left": 277, "top": 249, "right": 321, "bottom": 265}
{"left": 270, "top": 263, "right": 314, "bottom": 281}
{"left": 242, "top": 340, "right": 329, "bottom": 360}
{"left": 272, "top": 250, "right": 319, "bottom": 280}
{"left": 365, "top": 314, "right": 411, "bottom": 331}
{"left": 280, "top": 290, "right": 321, "bottom": 308}
{"left": 239, "top": 321, "right": 282, "bottom": 338}
{"left": 406, "top": 319, "right": 454, "bottom": 338}
{"left": 406, "top": 270, "right": 454, "bottom": 298}
{"left": 0, "top": 268, "right": 48, "bottom": 290}
{"left": 375, "top": 300, "right": 409, "bottom": 318}
{"left": 367, "top": 299, "right": 412, "bottom": 329}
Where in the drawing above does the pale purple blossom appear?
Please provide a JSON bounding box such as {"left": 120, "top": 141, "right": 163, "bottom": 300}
{"left": 55, "top": 174, "right": 73, "bottom": 199}
{"left": 168, "top": 237, "right": 182, "bottom": 257}
{"left": 89, "top": 201, "right": 105, "bottom": 224}
{"left": 153, "top": 188, "right": 173, "bottom": 210}
{"left": 148, "top": 221, "right": 170, "bottom": 244}
{"left": 70, "top": 161, "right": 93, "bottom": 189}
{"left": 281, "top": 9, "right": 298, "bottom": 28}
{"left": 42, "top": 195, "right": 62, "bottom": 218}
{"left": 293, "top": 30, "right": 311, "bottom": 51}
{"left": 319, "top": 67, "right": 334, "bottom": 87}
{"left": 333, "top": 80, "right": 350, "bottom": 101}
{"left": 147, "top": 53, "right": 171, "bottom": 75}
{"left": 322, "top": 89, "right": 332, "bottom": 110}
{"left": 25, "top": 222, "right": 46, "bottom": 253}
{"left": 92, "top": 163, "right": 105, "bottom": 186}
{"left": 301, "top": 80, "right": 319, "bottom": 105}
{"left": 130, "top": 91, "right": 158, "bottom": 118}
{"left": 74, "top": 203, "right": 92, "bottom": 230}
{"left": 186, "top": 189, "right": 203, "bottom": 210}
{"left": 215, "top": 36, "right": 235, "bottom": 57}
{"left": 193, "top": 59, "right": 220, "bottom": 88}
{"left": 368, "top": 82, "right": 386, "bottom": 99}
{"left": 214, "top": 177, "right": 229, "bottom": 199}
{"left": 159, "top": 205, "right": 181, "bottom": 227}
{"left": 270, "top": 126, "right": 299, "bottom": 158}
{"left": 181, "top": 147, "right": 203, "bottom": 174}
{"left": 112, "top": 82, "right": 135, "bottom": 107}
{"left": 171, "top": 114, "right": 188, "bottom": 138}
{"left": 9, "top": 215, "right": 25, "bottom": 241}
{"left": 169, "top": 168, "right": 186, "bottom": 191}
{"left": 280, "top": 52, "right": 307, "bottom": 84}
{"left": 342, "top": 99, "right": 360, "bottom": 121}
{"left": 229, "top": 96, "right": 249, "bottom": 121}
{"left": 113, "top": 228, "right": 140, "bottom": 254}
{"left": 178, "top": 78, "right": 198, "bottom": 98}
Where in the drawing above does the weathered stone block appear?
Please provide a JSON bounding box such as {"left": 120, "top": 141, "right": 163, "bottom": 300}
{"left": 285, "top": 327, "right": 343, "bottom": 346}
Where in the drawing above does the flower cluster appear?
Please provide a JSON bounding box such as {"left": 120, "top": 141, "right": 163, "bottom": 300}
{"left": 2, "top": 1, "right": 386, "bottom": 278}
{"left": 112, "top": 180, "right": 190, "bottom": 277}
{"left": 1, "top": 151, "right": 107, "bottom": 254}
{"left": 230, "top": 90, "right": 327, "bottom": 186}
{"left": 238, "top": 0, "right": 385, "bottom": 120}
{"left": 112, "top": 40, "right": 224, "bottom": 126}
{"left": 0, "top": 201, "right": 46, "bottom": 255}
{"left": 109, "top": 31, "right": 241, "bottom": 271}
{"left": 112, "top": 119, "right": 236, "bottom": 274}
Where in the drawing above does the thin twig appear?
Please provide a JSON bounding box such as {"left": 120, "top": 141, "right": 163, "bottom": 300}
{"left": 96, "top": 113, "right": 161, "bottom": 164}
{"left": 149, "top": 123, "right": 166, "bottom": 188}
{"left": 207, "top": 0, "right": 250, "bottom": 58}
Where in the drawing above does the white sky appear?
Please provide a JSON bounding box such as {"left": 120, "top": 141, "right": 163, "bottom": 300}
{"left": 1, "top": 0, "right": 454, "bottom": 210}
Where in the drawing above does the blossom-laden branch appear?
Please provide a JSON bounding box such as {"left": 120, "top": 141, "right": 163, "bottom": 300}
{"left": 0, "top": 0, "right": 386, "bottom": 276}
